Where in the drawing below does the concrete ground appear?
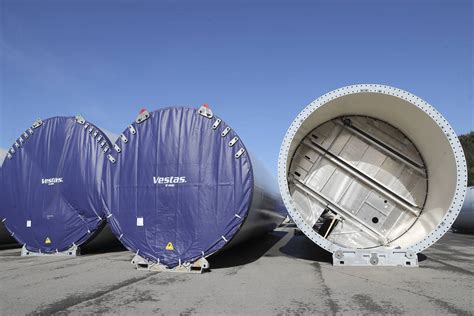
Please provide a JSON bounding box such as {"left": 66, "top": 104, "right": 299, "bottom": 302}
{"left": 0, "top": 226, "right": 472, "bottom": 315}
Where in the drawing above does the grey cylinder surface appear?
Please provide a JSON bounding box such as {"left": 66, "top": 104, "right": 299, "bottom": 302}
{"left": 452, "top": 187, "right": 474, "bottom": 233}
{"left": 224, "top": 153, "right": 286, "bottom": 249}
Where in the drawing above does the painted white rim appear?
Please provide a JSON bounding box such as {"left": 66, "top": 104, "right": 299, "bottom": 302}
{"left": 278, "top": 84, "right": 468, "bottom": 254}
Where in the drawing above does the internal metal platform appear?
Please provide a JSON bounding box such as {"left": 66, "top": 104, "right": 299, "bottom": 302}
{"left": 289, "top": 116, "right": 428, "bottom": 252}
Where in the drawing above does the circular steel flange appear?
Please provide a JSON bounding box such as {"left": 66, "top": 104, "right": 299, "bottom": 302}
{"left": 278, "top": 84, "right": 468, "bottom": 254}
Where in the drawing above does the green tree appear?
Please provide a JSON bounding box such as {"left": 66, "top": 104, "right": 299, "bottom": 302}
{"left": 459, "top": 131, "right": 474, "bottom": 186}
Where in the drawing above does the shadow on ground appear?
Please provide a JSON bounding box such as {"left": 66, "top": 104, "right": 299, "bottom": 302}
{"left": 418, "top": 253, "right": 427, "bottom": 262}
{"left": 209, "top": 230, "right": 288, "bottom": 269}
{"left": 278, "top": 230, "right": 332, "bottom": 263}
{"left": 210, "top": 226, "right": 335, "bottom": 268}
{"left": 0, "top": 243, "right": 20, "bottom": 251}
{"left": 81, "top": 243, "right": 126, "bottom": 255}
{"left": 80, "top": 225, "right": 125, "bottom": 255}
{"left": 0, "top": 242, "right": 126, "bottom": 255}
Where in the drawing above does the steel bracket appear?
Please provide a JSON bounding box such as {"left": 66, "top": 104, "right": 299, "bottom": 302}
{"left": 131, "top": 255, "right": 210, "bottom": 273}
{"left": 75, "top": 114, "right": 86, "bottom": 125}
{"left": 32, "top": 118, "right": 43, "bottom": 129}
{"left": 198, "top": 104, "right": 213, "bottom": 119}
{"left": 21, "top": 244, "right": 80, "bottom": 257}
{"left": 136, "top": 110, "right": 151, "bottom": 124}
{"left": 332, "top": 248, "right": 418, "bottom": 267}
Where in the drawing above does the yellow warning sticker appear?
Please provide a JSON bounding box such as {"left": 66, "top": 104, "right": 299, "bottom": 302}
{"left": 45, "top": 237, "right": 52, "bottom": 244}
{"left": 165, "top": 242, "right": 174, "bottom": 251}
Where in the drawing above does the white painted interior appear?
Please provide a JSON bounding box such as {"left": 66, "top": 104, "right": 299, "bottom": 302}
{"left": 278, "top": 84, "right": 467, "bottom": 253}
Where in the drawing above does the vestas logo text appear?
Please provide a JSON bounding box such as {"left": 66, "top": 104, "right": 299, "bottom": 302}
{"left": 153, "top": 176, "right": 187, "bottom": 187}
{"left": 41, "top": 178, "right": 63, "bottom": 186}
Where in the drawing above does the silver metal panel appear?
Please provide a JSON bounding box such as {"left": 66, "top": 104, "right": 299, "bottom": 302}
{"left": 350, "top": 116, "right": 424, "bottom": 166}
{"left": 289, "top": 116, "right": 426, "bottom": 249}
{"left": 328, "top": 221, "right": 378, "bottom": 248}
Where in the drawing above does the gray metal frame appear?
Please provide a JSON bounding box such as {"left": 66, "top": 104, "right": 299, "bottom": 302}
{"left": 332, "top": 248, "right": 418, "bottom": 267}
{"left": 131, "top": 254, "right": 210, "bottom": 273}
{"left": 21, "top": 244, "right": 79, "bottom": 256}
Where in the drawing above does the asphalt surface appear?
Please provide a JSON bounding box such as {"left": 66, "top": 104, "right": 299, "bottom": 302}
{"left": 0, "top": 226, "right": 472, "bottom": 315}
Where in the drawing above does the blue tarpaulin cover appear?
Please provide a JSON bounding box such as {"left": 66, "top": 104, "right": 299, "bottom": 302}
{"left": 0, "top": 117, "right": 111, "bottom": 253}
{"left": 103, "top": 107, "right": 254, "bottom": 267}
{"left": 0, "top": 160, "right": 16, "bottom": 245}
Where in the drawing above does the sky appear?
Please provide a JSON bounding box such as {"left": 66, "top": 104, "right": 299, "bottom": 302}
{"left": 0, "top": 0, "right": 472, "bottom": 175}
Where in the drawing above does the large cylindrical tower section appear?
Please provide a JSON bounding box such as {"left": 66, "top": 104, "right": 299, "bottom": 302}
{"left": 278, "top": 84, "right": 467, "bottom": 254}
{"left": 103, "top": 106, "right": 285, "bottom": 269}
{"left": 0, "top": 116, "right": 113, "bottom": 254}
